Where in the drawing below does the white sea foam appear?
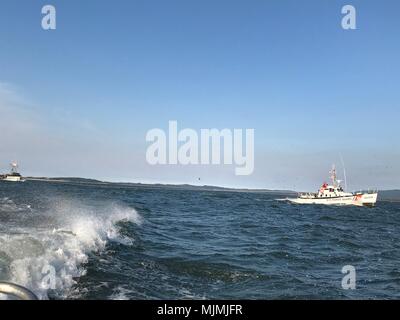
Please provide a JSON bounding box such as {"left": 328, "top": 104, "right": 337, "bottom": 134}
{"left": 109, "top": 285, "right": 132, "bottom": 300}
{"left": 0, "top": 197, "right": 32, "bottom": 212}
{"left": 0, "top": 200, "right": 142, "bottom": 300}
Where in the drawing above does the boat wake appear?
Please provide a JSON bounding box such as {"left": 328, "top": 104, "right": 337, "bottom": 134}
{"left": 0, "top": 198, "right": 142, "bottom": 300}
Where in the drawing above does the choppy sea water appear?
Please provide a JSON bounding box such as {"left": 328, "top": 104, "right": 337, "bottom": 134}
{"left": 0, "top": 180, "right": 399, "bottom": 300}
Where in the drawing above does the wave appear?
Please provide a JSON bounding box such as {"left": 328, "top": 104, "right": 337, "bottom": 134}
{"left": 0, "top": 199, "right": 142, "bottom": 300}
{"left": 0, "top": 197, "right": 32, "bottom": 213}
{"left": 109, "top": 285, "right": 132, "bottom": 300}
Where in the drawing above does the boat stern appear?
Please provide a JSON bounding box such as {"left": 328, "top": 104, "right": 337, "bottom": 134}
{"left": 353, "top": 192, "right": 378, "bottom": 207}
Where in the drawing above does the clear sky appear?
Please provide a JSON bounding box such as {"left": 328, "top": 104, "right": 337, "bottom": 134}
{"left": 0, "top": 0, "right": 399, "bottom": 190}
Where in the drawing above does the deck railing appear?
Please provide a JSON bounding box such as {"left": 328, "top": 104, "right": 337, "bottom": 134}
{"left": 0, "top": 282, "right": 38, "bottom": 300}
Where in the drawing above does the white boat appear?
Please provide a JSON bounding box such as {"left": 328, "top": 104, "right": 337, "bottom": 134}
{"left": 288, "top": 165, "right": 378, "bottom": 207}
{"left": 1, "top": 162, "right": 24, "bottom": 182}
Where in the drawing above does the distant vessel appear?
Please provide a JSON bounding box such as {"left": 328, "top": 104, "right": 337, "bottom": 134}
{"left": 288, "top": 165, "right": 378, "bottom": 206}
{"left": 1, "top": 162, "right": 23, "bottom": 182}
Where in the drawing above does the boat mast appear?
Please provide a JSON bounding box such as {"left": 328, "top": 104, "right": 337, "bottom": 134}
{"left": 339, "top": 155, "right": 348, "bottom": 192}
{"left": 10, "top": 162, "right": 18, "bottom": 174}
{"left": 330, "top": 164, "right": 337, "bottom": 187}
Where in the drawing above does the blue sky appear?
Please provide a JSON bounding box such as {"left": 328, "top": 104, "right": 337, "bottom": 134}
{"left": 0, "top": 0, "right": 399, "bottom": 190}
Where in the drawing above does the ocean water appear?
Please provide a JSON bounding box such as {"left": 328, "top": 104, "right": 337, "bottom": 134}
{"left": 0, "top": 180, "right": 399, "bottom": 300}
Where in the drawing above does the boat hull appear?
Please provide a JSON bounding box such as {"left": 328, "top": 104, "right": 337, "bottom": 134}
{"left": 2, "top": 176, "right": 22, "bottom": 182}
{"left": 288, "top": 193, "right": 378, "bottom": 207}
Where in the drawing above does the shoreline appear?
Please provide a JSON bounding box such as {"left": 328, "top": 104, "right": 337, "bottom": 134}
{"left": 23, "top": 177, "right": 295, "bottom": 194}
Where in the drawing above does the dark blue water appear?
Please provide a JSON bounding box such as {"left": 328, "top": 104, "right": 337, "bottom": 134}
{"left": 1, "top": 180, "right": 399, "bottom": 299}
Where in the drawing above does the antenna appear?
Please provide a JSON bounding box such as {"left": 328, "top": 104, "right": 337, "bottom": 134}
{"left": 339, "top": 154, "right": 348, "bottom": 191}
